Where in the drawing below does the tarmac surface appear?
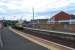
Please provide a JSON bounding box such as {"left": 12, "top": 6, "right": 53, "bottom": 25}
{"left": 0, "top": 27, "right": 48, "bottom": 50}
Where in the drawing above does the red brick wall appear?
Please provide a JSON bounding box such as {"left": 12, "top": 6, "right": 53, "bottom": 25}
{"left": 51, "top": 11, "right": 70, "bottom": 21}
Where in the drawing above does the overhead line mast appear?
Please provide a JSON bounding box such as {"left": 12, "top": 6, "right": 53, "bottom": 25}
{"left": 32, "top": 8, "right": 34, "bottom": 21}
{"left": 32, "top": 8, "right": 35, "bottom": 28}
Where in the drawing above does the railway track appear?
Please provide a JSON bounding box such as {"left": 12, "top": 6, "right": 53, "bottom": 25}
{"left": 13, "top": 26, "right": 75, "bottom": 49}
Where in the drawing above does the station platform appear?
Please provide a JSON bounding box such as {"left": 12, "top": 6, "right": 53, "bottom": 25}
{"left": 0, "top": 27, "right": 48, "bottom": 50}
{"left": 10, "top": 27, "right": 75, "bottom": 50}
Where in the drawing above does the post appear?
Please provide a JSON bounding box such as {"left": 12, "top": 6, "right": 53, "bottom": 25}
{"left": 32, "top": 8, "right": 35, "bottom": 28}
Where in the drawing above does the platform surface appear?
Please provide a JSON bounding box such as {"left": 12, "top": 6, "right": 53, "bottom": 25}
{"left": 0, "top": 27, "right": 48, "bottom": 50}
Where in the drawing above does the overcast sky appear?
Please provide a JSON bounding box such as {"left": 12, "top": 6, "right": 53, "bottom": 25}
{"left": 0, "top": 0, "right": 75, "bottom": 21}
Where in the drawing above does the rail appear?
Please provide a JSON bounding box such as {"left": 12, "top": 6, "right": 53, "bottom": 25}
{"left": 10, "top": 27, "right": 75, "bottom": 50}
{"left": 24, "top": 27, "right": 75, "bottom": 35}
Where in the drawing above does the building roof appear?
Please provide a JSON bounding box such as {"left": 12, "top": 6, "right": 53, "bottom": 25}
{"left": 50, "top": 11, "right": 70, "bottom": 21}
{"left": 52, "top": 11, "right": 70, "bottom": 18}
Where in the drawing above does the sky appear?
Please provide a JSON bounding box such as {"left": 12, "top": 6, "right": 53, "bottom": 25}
{"left": 0, "top": 0, "right": 75, "bottom": 21}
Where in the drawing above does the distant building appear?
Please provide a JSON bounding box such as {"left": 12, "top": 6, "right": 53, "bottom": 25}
{"left": 49, "top": 11, "right": 72, "bottom": 24}
{"left": 70, "top": 15, "right": 75, "bottom": 19}
{"left": 37, "top": 19, "right": 48, "bottom": 24}
{"left": 28, "top": 19, "right": 48, "bottom": 28}
{"left": 69, "top": 15, "right": 75, "bottom": 24}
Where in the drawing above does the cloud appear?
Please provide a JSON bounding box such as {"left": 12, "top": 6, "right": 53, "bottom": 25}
{"left": 0, "top": 0, "right": 75, "bottom": 20}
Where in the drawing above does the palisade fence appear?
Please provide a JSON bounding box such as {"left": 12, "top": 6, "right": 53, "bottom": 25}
{"left": 48, "top": 19, "right": 75, "bottom": 31}
{"left": 31, "top": 19, "right": 75, "bottom": 31}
